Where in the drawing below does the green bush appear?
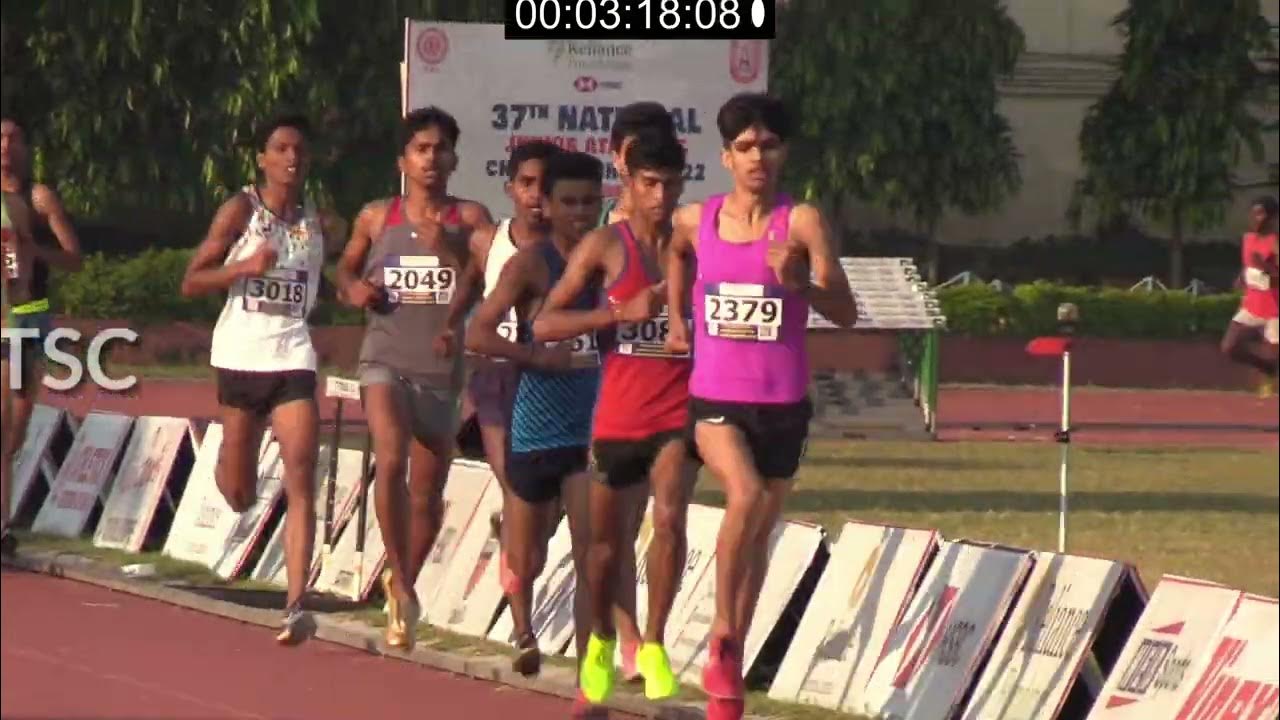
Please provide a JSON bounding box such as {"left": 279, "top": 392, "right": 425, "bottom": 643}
{"left": 937, "top": 281, "right": 1240, "bottom": 339}
{"left": 49, "top": 249, "right": 364, "bottom": 326}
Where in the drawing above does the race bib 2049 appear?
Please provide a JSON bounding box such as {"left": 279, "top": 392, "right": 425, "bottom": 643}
{"left": 383, "top": 255, "right": 455, "bottom": 305}
{"left": 617, "top": 310, "right": 690, "bottom": 359}
{"left": 703, "top": 282, "right": 783, "bottom": 342}
{"left": 243, "top": 269, "right": 308, "bottom": 318}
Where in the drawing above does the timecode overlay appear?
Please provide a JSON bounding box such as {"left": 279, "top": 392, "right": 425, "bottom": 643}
{"left": 505, "top": 0, "right": 775, "bottom": 40}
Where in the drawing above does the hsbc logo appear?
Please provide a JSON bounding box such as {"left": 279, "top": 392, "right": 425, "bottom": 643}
{"left": 573, "top": 76, "right": 623, "bottom": 93}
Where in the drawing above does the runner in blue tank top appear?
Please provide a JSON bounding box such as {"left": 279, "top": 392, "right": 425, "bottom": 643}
{"left": 465, "top": 151, "right": 604, "bottom": 680}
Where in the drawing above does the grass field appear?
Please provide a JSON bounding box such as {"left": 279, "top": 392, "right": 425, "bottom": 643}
{"left": 10, "top": 437, "right": 1277, "bottom": 719}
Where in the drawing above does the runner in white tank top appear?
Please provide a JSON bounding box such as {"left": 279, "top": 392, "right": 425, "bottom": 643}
{"left": 450, "top": 141, "right": 561, "bottom": 606}
{"left": 181, "top": 115, "right": 326, "bottom": 645}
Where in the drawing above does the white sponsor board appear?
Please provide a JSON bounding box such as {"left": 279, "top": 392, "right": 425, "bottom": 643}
{"left": 430, "top": 473, "right": 507, "bottom": 637}
{"left": 402, "top": 21, "right": 769, "bottom": 211}
{"left": 769, "top": 523, "right": 940, "bottom": 711}
{"left": 250, "top": 445, "right": 364, "bottom": 587}
{"left": 414, "top": 460, "right": 495, "bottom": 612}
{"left": 312, "top": 482, "right": 385, "bottom": 601}
{"left": 961, "top": 553, "right": 1144, "bottom": 720}
{"left": 93, "top": 416, "right": 189, "bottom": 552}
{"left": 161, "top": 425, "right": 282, "bottom": 578}
{"left": 1085, "top": 576, "right": 1243, "bottom": 720}
{"left": 671, "top": 520, "right": 826, "bottom": 682}
{"left": 857, "top": 541, "right": 1034, "bottom": 720}
{"left": 32, "top": 412, "right": 134, "bottom": 537}
{"left": 1173, "top": 593, "right": 1279, "bottom": 720}
{"left": 489, "top": 515, "right": 580, "bottom": 655}
{"left": 9, "top": 404, "right": 65, "bottom": 521}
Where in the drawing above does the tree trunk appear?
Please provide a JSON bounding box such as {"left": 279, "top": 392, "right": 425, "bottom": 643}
{"left": 925, "top": 221, "right": 941, "bottom": 285}
{"left": 1169, "top": 207, "right": 1185, "bottom": 289}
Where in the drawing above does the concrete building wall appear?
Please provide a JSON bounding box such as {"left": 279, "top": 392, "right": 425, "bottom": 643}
{"left": 840, "top": 0, "right": 1279, "bottom": 247}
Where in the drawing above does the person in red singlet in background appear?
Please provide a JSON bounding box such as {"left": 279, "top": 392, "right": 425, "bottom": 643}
{"left": 1221, "top": 196, "right": 1278, "bottom": 396}
{"left": 533, "top": 128, "right": 695, "bottom": 707}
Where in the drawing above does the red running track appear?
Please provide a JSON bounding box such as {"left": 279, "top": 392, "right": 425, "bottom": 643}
{"left": 0, "top": 569, "right": 617, "bottom": 720}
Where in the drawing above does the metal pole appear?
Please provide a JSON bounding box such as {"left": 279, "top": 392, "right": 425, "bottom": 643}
{"left": 322, "top": 399, "right": 343, "bottom": 569}
{"left": 1056, "top": 350, "right": 1072, "bottom": 553}
{"left": 355, "top": 430, "right": 373, "bottom": 602}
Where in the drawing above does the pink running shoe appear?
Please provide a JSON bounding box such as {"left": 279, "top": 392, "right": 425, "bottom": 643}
{"left": 701, "top": 636, "right": 744, "bottom": 699}
{"left": 706, "top": 697, "right": 746, "bottom": 720}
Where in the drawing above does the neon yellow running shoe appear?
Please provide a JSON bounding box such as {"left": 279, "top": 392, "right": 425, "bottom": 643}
{"left": 579, "top": 633, "right": 617, "bottom": 704}
{"left": 1258, "top": 377, "right": 1275, "bottom": 399}
{"left": 637, "top": 642, "right": 679, "bottom": 700}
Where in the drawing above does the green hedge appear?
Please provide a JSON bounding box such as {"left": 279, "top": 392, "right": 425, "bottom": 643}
{"left": 48, "top": 251, "right": 1242, "bottom": 339}
{"left": 50, "top": 249, "right": 364, "bottom": 326}
{"left": 937, "top": 282, "right": 1239, "bottom": 339}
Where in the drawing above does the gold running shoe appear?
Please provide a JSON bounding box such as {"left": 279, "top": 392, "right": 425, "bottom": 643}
{"left": 381, "top": 568, "right": 421, "bottom": 650}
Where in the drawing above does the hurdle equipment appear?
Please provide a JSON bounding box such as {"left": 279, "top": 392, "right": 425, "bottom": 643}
{"left": 322, "top": 375, "right": 364, "bottom": 584}
{"left": 807, "top": 257, "right": 946, "bottom": 440}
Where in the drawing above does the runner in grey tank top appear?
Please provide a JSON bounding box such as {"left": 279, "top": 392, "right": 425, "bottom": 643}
{"left": 336, "top": 107, "right": 493, "bottom": 652}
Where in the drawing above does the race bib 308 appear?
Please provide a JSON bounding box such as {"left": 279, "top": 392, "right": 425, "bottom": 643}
{"left": 617, "top": 311, "right": 690, "bottom": 359}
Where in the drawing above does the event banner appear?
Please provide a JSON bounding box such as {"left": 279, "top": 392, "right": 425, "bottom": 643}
{"left": 402, "top": 21, "right": 769, "bottom": 212}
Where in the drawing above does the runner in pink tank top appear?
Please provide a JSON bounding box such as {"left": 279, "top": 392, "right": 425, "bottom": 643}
{"left": 665, "top": 93, "right": 857, "bottom": 719}
{"left": 1221, "top": 196, "right": 1279, "bottom": 393}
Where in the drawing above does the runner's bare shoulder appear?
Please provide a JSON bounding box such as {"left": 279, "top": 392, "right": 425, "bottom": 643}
{"left": 672, "top": 203, "right": 703, "bottom": 249}
{"left": 453, "top": 198, "right": 496, "bottom": 229}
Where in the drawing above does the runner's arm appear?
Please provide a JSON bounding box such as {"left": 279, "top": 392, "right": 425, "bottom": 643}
{"left": 30, "top": 184, "right": 83, "bottom": 272}
{"left": 792, "top": 204, "right": 857, "bottom": 328}
{"left": 466, "top": 250, "right": 540, "bottom": 364}
{"left": 179, "top": 195, "right": 256, "bottom": 297}
{"left": 665, "top": 204, "right": 700, "bottom": 323}
{"left": 444, "top": 223, "right": 493, "bottom": 329}
{"left": 334, "top": 202, "right": 381, "bottom": 306}
{"left": 1249, "top": 235, "right": 1280, "bottom": 281}
{"left": 532, "top": 228, "right": 615, "bottom": 342}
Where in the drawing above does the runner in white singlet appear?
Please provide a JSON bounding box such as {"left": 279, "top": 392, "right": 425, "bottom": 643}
{"left": 181, "top": 114, "right": 327, "bottom": 645}
{"left": 449, "top": 141, "right": 561, "bottom": 598}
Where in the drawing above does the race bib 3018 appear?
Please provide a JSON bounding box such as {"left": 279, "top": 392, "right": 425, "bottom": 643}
{"left": 243, "top": 269, "right": 308, "bottom": 318}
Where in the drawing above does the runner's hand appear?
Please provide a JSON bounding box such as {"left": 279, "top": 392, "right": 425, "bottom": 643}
{"left": 665, "top": 317, "right": 690, "bottom": 355}
{"left": 433, "top": 328, "right": 456, "bottom": 358}
{"left": 766, "top": 233, "right": 808, "bottom": 291}
{"left": 343, "top": 279, "right": 384, "bottom": 309}
{"left": 615, "top": 281, "right": 666, "bottom": 323}
{"left": 240, "top": 245, "right": 278, "bottom": 277}
{"left": 530, "top": 341, "right": 573, "bottom": 371}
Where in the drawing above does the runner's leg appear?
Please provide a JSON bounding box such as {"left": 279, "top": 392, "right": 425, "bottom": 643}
{"left": 405, "top": 435, "right": 449, "bottom": 589}
{"left": 562, "top": 469, "right": 595, "bottom": 662}
{"left": 613, "top": 482, "right": 646, "bottom": 673}
{"left": 503, "top": 475, "right": 555, "bottom": 676}
{"left": 732, "top": 479, "right": 789, "bottom": 646}
{"left": 1221, "top": 320, "right": 1276, "bottom": 374}
{"left": 269, "top": 395, "right": 319, "bottom": 609}
{"left": 216, "top": 405, "right": 267, "bottom": 513}
{"left": 694, "top": 422, "right": 767, "bottom": 700}
{"left": 361, "top": 377, "right": 416, "bottom": 646}
{"left": 1, "top": 356, "right": 13, "bottom": 540}
{"left": 269, "top": 391, "right": 320, "bottom": 644}
{"left": 643, "top": 439, "right": 693, "bottom": 646}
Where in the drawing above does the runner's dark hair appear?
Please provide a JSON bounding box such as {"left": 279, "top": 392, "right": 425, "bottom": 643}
{"left": 624, "top": 126, "right": 686, "bottom": 175}
{"left": 508, "top": 141, "right": 561, "bottom": 181}
{"left": 542, "top": 151, "right": 603, "bottom": 197}
{"left": 401, "top": 106, "right": 461, "bottom": 151}
{"left": 611, "top": 102, "right": 676, "bottom": 150}
{"left": 255, "top": 113, "right": 312, "bottom": 152}
{"left": 716, "top": 93, "right": 793, "bottom": 146}
{"left": 1252, "top": 196, "right": 1279, "bottom": 221}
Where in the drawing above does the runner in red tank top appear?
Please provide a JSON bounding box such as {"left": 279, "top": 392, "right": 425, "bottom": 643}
{"left": 1221, "top": 196, "right": 1279, "bottom": 393}
{"left": 532, "top": 128, "right": 695, "bottom": 704}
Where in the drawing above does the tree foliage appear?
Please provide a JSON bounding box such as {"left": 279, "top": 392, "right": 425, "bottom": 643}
{"left": 1071, "top": 0, "right": 1276, "bottom": 287}
{"left": 770, "top": 0, "right": 1025, "bottom": 280}
{"left": 0, "top": 0, "right": 502, "bottom": 221}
